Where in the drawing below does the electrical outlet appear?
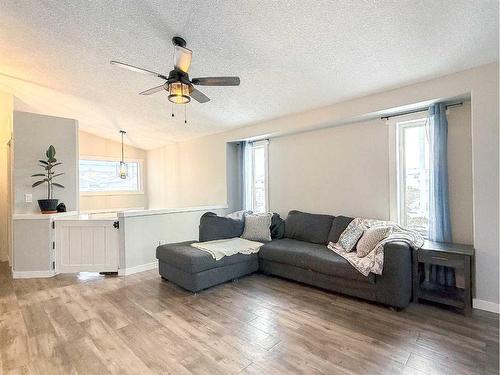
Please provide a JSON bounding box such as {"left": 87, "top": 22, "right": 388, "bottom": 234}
{"left": 25, "top": 193, "right": 32, "bottom": 203}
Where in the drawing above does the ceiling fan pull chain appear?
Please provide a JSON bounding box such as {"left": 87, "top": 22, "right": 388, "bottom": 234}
{"left": 184, "top": 105, "right": 187, "bottom": 124}
{"left": 171, "top": 103, "right": 174, "bottom": 118}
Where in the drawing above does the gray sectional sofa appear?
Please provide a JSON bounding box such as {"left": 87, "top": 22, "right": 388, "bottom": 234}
{"left": 156, "top": 210, "right": 413, "bottom": 308}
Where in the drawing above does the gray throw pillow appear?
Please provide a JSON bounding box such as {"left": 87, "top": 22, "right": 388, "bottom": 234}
{"left": 270, "top": 213, "right": 285, "bottom": 239}
{"left": 327, "top": 215, "right": 354, "bottom": 243}
{"left": 241, "top": 213, "right": 272, "bottom": 242}
{"left": 225, "top": 210, "right": 252, "bottom": 221}
{"left": 356, "top": 226, "right": 391, "bottom": 257}
{"left": 337, "top": 219, "right": 365, "bottom": 252}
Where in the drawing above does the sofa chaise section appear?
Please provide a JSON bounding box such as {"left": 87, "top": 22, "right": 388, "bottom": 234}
{"left": 156, "top": 241, "right": 258, "bottom": 292}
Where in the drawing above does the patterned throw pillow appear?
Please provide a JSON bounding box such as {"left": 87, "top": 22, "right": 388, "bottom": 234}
{"left": 356, "top": 226, "right": 391, "bottom": 258}
{"left": 241, "top": 213, "right": 272, "bottom": 242}
{"left": 337, "top": 219, "right": 365, "bottom": 252}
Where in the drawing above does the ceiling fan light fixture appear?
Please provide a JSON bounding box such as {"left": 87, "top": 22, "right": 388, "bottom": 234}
{"left": 111, "top": 36, "right": 240, "bottom": 106}
{"left": 168, "top": 81, "right": 190, "bottom": 104}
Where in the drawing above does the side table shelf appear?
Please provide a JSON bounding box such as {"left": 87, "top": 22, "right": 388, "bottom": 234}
{"left": 413, "top": 240, "right": 474, "bottom": 315}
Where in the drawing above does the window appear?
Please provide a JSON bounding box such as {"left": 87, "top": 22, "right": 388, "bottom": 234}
{"left": 243, "top": 140, "right": 269, "bottom": 213}
{"left": 397, "top": 119, "right": 429, "bottom": 236}
{"left": 79, "top": 158, "right": 142, "bottom": 194}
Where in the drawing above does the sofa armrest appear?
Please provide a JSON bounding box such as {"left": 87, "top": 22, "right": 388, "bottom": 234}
{"left": 375, "top": 242, "right": 413, "bottom": 308}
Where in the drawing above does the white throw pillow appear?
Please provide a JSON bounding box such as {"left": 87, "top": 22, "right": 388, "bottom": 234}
{"left": 241, "top": 213, "right": 272, "bottom": 242}
{"left": 356, "top": 226, "right": 391, "bottom": 258}
{"left": 337, "top": 219, "right": 365, "bottom": 252}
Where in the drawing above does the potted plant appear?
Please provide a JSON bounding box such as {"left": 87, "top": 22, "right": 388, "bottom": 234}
{"left": 31, "top": 145, "right": 65, "bottom": 214}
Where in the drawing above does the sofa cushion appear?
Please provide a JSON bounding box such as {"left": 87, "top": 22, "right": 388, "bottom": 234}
{"left": 156, "top": 241, "right": 258, "bottom": 274}
{"left": 284, "top": 210, "right": 335, "bottom": 245}
{"left": 259, "top": 238, "right": 374, "bottom": 283}
{"left": 199, "top": 212, "right": 245, "bottom": 242}
{"left": 327, "top": 215, "right": 354, "bottom": 244}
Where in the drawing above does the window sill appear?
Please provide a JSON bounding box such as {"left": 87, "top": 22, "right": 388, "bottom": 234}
{"left": 80, "top": 191, "right": 144, "bottom": 196}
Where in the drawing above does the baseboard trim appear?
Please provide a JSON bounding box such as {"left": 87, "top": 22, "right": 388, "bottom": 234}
{"left": 12, "top": 270, "right": 56, "bottom": 279}
{"left": 473, "top": 299, "right": 500, "bottom": 313}
{"left": 118, "top": 261, "right": 158, "bottom": 276}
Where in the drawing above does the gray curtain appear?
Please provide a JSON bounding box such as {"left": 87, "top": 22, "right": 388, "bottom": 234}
{"left": 427, "top": 103, "right": 455, "bottom": 287}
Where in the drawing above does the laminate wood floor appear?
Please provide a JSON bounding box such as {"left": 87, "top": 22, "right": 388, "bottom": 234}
{"left": 0, "top": 261, "right": 498, "bottom": 374}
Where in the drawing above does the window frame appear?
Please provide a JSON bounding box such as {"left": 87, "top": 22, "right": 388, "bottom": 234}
{"left": 394, "top": 117, "right": 429, "bottom": 236}
{"left": 249, "top": 140, "right": 269, "bottom": 213}
{"left": 79, "top": 155, "right": 144, "bottom": 196}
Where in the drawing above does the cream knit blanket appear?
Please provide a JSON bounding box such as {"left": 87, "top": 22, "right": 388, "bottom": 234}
{"left": 191, "top": 237, "right": 264, "bottom": 260}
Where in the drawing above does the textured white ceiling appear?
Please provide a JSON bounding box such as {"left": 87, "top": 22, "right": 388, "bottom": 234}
{"left": 0, "top": 0, "right": 498, "bottom": 149}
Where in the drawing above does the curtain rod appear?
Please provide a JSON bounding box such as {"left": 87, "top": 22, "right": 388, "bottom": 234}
{"left": 381, "top": 102, "right": 463, "bottom": 121}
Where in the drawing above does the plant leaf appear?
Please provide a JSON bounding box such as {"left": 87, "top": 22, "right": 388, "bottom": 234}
{"left": 52, "top": 183, "right": 65, "bottom": 188}
{"left": 49, "top": 158, "right": 57, "bottom": 163}
{"left": 32, "top": 180, "right": 46, "bottom": 187}
{"left": 46, "top": 145, "right": 56, "bottom": 159}
{"left": 31, "top": 173, "right": 46, "bottom": 177}
{"left": 52, "top": 162, "right": 62, "bottom": 167}
{"left": 38, "top": 160, "right": 48, "bottom": 165}
{"left": 52, "top": 173, "right": 65, "bottom": 178}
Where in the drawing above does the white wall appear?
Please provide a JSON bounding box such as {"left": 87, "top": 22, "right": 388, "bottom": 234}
{"left": 445, "top": 103, "right": 474, "bottom": 245}
{"left": 147, "top": 135, "right": 227, "bottom": 209}
{"left": 270, "top": 103, "right": 472, "bottom": 244}
{"left": 0, "top": 91, "right": 13, "bottom": 263}
{"left": 13, "top": 218, "right": 53, "bottom": 273}
{"left": 13, "top": 111, "right": 79, "bottom": 213}
{"left": 269, "top": 119, "right": 390, "bottom": 219}
{"left": 119, "top": 207, "right": 227, "bottom": 271}
{"left": 79, "top": 130, "right": 148, "bottom": 211}
{"left": 147, "top": 63, "right": 499, "bottom": 309}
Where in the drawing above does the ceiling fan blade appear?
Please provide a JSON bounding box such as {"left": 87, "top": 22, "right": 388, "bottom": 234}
{"left": 139, "top": 84, "right": 166, "bottom": 95}
{"left": 190, "top": 88, "right": 210, "bottom": 103}
{"left": 174, "top": 45, "right": 193, "bottom": 73}
{"left": 110, "top": 60, "right": 167, "bottom": 79}
{"left": 191, "top": 77, "right": 240, "bottom": 86}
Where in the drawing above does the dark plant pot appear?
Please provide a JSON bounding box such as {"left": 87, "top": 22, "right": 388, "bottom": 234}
{"left": 38, "top": 199, "right": 59, "bottom": 214}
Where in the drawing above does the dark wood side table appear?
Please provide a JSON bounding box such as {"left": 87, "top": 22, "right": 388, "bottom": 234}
{"left": 412, "top": 240, "right": 474, "bottom": 315}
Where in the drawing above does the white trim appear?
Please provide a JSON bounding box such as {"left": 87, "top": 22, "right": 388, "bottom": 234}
{"left": 12, "top": 270, "right": 56, "bottom": 279}
{"left": 80, "top": 191, "right": 145, "bottom": 196}
{"left": 79, "top": 207, "right": 144, "bottom": 214}
{"left": 118, "top": 205, "right": 227, "bottom": 218}
{"left": 79, "top": 155, "right": 144, "bottom": 163}
{"left": 473, "top": 299, "right": 500, "bottom": 313}
{"left": 118, "top": 261, "right": 158, "bottom": 276}
{"left": 12, "top": 211, "right": 79, "bottom": 220}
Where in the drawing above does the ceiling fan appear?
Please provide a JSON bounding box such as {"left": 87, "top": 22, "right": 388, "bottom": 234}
{"left": 110, "top": 36, "right": 240, "bottom": 105}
